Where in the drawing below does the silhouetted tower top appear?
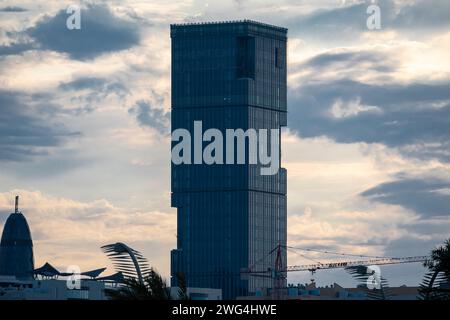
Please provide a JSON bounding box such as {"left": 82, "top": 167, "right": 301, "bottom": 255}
{"left": 0, "top": 196, "right": 35, "bottom": 279}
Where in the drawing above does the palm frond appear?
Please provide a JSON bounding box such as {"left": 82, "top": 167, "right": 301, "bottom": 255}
{"left": 419, "top": 271, "right": 450, "bottom": 300}
{"left": 101, "top": 242, "right": 150, "bottom": 285}
{"left": 345, "top": 265, "right": 393, "bottom": 300}
{"left": 175, "top": 272, "right": 190, "bottom": 300}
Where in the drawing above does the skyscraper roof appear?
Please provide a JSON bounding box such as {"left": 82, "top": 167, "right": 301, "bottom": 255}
{"left": 170, "top": 19, "right": 287, "bottom": 40}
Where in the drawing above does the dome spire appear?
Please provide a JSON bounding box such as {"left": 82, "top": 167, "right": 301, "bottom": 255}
{"left": 15, "top": 195, "right": 19, "bottom": 214}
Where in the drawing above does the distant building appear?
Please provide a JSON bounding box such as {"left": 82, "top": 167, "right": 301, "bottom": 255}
{"left": 237, "top": 282, "right": 420, "bottom": 300}
{"left": 0, "top": 276, "right": 107, "bottom": 300}
{"left": 170, "top": 287, "right": 222, "bottom": 300}
{"left": 0, "top": 196, "right": 34, "bottom": 279}
{"left": 170, "top": 20, "right": 288, "bottom": 300}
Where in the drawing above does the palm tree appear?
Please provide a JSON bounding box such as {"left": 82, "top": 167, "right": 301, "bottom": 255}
{"left": 419, "top": 239, "right": 450, "bottom": 300}
{"left": 106, "top": 268, "right": 190, "bottom": 300}
{"left": 106, "top": 267, "right": 172, "bottom": 300}
{"left": 101, "top": 242, "right": 189, "bottom": 300}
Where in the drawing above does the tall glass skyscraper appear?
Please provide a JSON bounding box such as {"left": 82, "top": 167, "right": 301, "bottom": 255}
{"left": 170, "top": 20, "right": 287, "bottom": 299}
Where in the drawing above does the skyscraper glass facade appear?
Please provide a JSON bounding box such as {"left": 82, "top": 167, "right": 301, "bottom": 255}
{"left": 170, "top": 20, "right": 287, "bottom": 299}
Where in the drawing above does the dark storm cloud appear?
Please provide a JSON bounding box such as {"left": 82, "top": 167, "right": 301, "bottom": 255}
{"left": 394, "top": 0, "right": 450, "bottom": 30}
{"left": 400, "top": 219, "right": 450, "bottom": 237}
{"left": 0, "top": 90, "right": 79, "bottom": 161}
{"left": 0, "top": 6, "right": 27, "bottom": 12}
{"left": 56, "top": 76, "right": 129, "bottom": 114}
{"left": 0, "top": 4, "right": 140, "bottom": 59}
{"left": 288, "top": 79, "right": 450, "bottom": 161}
{"left": 28, "top": 4, "right": 140, "bottom": 60}
{"left": 59, "top": 77, "right": 107, "bottom": 91}
{"left": 296, "top": 51, "right": 397, "bottom": 73}
{"left": 302, "top": 51, "right": 372, "bottom": 68}
{"left": 361, "top": 177, "right": 450, "bottom": 218}
{"left": 384, "top": 236, "right": 444, "bottom": 257}
{"left": 286, "top": 1, "right": 370, "bottom": 40}
{"left": 59, "top": 76, "right": 128, "bottom": 95}
{"left": 128, "top": 100, "right": 170, "bottom": 134}
{"left": 286, "top": 0, "right": 450, "bottom": 40}
{"left": 0, "top": 42, "right": 33, "bottom": 56}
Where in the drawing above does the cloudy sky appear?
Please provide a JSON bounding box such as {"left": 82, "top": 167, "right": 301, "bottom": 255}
{"left": 0, "top": 0, "right": 449, "bottom": 287}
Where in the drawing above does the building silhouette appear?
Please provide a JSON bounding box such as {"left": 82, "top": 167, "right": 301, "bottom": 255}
{"left": 170, "top": 20, "right": 287, "bottom": 299}
{"left": 0, "top": 196, "right": 34, "bottom": 279}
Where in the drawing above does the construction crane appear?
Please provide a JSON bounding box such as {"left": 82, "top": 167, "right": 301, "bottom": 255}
{"left": 286, "top": 255, "right": 428, "bottom": 273}
{"left": 241, "top": 244, "right": 428, "bottom": 299}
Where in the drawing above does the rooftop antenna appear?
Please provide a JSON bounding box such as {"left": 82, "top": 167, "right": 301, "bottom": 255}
{"left": 15, "top": 195, "right": 19, "bottom": 214}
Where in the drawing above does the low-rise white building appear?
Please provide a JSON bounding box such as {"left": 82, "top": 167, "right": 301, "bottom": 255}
{"left": 0, "top": 276, "right": 107, "bottom": 300}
